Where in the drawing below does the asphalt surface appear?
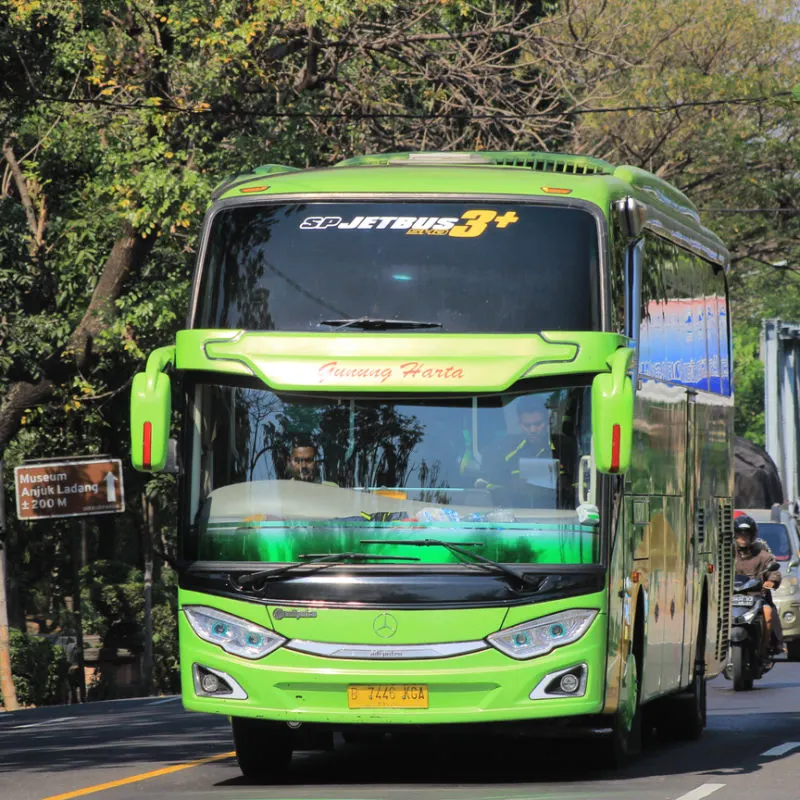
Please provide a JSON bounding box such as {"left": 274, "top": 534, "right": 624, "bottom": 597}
{"left": 3, "top": 662, "right": 800, "bottom": 800}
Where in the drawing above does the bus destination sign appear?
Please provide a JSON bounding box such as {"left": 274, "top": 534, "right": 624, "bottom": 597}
{"left": 14, "top": 459, "right": 125, "bottom": 520}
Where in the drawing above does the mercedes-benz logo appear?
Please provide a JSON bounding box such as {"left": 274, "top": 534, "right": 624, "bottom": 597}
{"left": 373, "top": 612, "right": 398, "bottom": 639}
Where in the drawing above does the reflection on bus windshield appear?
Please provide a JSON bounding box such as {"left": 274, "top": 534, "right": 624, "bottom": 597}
{"left": 193, "top": 383, "right": 593, "bottom": 515}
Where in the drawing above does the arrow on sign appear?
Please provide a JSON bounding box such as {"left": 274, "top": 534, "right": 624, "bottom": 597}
{"left": 104, "top": 472, "right": 118, "bottom": 503}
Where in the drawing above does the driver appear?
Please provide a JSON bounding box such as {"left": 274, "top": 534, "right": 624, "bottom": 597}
{"left": 734, "top": 513, "right": 783, "bottom": 658}
{"left": 285, "top": 438, "right": 320, "bottom": 483}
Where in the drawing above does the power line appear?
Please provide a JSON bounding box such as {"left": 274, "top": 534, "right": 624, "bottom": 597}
{"left": 8, "top": 89, "right": 796, "bottom": 119}
{"left": 700, "top": 209, "right": 798, "bottom": 214}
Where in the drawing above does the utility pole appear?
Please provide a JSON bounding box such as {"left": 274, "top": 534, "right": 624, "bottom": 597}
{"left": 141, "top": 493, "right": 154, "bottom": 696}
{"left": 72, "top": 519, "right": 87, "bottom": 703}
{"left": 762, "top": 319, "right": 800, "bottom": 505}
{"left": 0, "top": 459, "right": 19, "bottom": 711}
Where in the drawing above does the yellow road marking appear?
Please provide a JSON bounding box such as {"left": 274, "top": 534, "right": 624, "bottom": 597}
{"left": 40, "top": 751, "right": 235, "bottom": 800}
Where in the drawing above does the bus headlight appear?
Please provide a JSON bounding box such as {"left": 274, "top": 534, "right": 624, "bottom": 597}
{"left": 184, "top": 606, "right": 286, "bottom": 659}
{"left": 487, "top": 610, "right": 598, "bottom": 660}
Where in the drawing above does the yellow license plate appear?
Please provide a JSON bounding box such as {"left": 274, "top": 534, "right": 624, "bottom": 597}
{"left": 347, "top": 684, "right": 429, "bottom": 709}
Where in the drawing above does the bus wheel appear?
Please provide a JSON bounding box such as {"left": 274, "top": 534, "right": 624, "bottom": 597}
{"left": 659, "top": 616, "right": 707, "bottom": 741}
{"left": 231, "top": 717, "right": 293, "bottom": 780}
{"left": 658, "top": 657, "right": 706, "bottom": 740}
{"left": 599, "top": 651, "right": 642, "bottom": 767}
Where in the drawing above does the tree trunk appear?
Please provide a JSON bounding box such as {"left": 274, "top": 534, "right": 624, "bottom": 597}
{"left": 0, "top": 461, "right": 19, "bottom": 711}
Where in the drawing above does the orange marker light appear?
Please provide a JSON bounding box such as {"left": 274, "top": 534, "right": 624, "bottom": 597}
{"left": 541, "top": 187, "right": 572, "bottom": 195}
{"left": 240, "top": 185, "right": 269, "bottom": 193}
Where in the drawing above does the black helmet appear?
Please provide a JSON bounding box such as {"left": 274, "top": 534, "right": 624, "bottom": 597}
{"left": 734, "top": 513, "right": 758, "bottom": 541}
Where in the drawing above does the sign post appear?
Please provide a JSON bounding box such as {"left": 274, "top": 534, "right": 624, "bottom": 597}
{"left": 0, "top": 458, "right": 19, "bottom": 711}
{"left": 14, "top": 457, "right": 125, "bottom": 703}
{"left": 72, "top": 518, "right": 87, "bottom": 703}
{"left": 14, "top": 458, "right": 125, "bottom": 521}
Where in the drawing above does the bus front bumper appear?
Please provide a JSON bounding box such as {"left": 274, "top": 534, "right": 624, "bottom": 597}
{"left": 179, "top": 614, "right": 608, "bottom": 726}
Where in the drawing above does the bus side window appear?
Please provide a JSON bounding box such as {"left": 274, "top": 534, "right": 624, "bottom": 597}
{"left": 638, "top": 234, "right": 668, "bottom": 381}
{"left": 609, "top": 216, "right": 627, "bottom": 335}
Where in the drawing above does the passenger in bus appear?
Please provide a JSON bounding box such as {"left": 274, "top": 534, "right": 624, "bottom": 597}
{"left": 475, "top": 397, "right": 562, "bottom": 507}
{"left": 285, "top": 437, "right": 321, "bottom": 483}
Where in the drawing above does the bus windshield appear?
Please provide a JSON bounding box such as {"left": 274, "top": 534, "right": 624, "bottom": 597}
{"left": 194, "top": 201, "right": 601, "bottom": 333}
{"left": 187, "top": 379, "right": 600, "bottom": 567}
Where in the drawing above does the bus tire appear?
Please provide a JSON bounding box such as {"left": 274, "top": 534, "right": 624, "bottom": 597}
{"left": 658, "top": 658, "right": 707, "bottom": 740}
{"left": 598, "top": 611, "right": 643, "bottom": 767}
{"left": 658, "top": 607, "right": 707, "bottom": 740}
{"left": 600, "top": 653, "right": 642, "bottom": 767}
{"left": 231, "top": 717, "right": 293, "bottom": 780}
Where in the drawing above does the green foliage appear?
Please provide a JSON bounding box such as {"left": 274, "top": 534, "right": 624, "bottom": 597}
{"left": 80, "top": 560, "right": 179, "bottom": 693}
{"left": 81, "top": 560, "right": 144, "bottom": 649}
{"left": 0, "top": 629, "right": 69, "bottom": 708}
{"left": 732, "top": 325, "right": 765, "bottom": 444}
{"left": 151, "top": 567, "right": 179, "bottom": 694}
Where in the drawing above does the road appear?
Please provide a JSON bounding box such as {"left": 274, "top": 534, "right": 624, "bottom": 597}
{"left": 3, "top": 664, "right": 800, "bottom": 800}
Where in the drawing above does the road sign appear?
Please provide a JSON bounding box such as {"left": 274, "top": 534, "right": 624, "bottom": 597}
{"left": 14, "top": 459, "right": 125, "bottom": 520}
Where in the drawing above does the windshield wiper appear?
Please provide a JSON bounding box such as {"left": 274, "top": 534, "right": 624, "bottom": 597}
{"left": 230, "top": 552, "right": 420, "bottom": 591}
{"left": 360, "top": 539, "right": 541, "bottom": 593}
{"left": 318, "top": 317, "right": 442, "bottom": 331}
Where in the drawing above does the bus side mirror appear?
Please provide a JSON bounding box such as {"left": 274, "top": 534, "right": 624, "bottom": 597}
{"left": 130, "top": 345, "right": 176, "bottom": 472}
{"left": 614, "top": 195, "right": 647, "bottom": 238}
{"left": 592, "top": 348, "right": 634, "bottom": 475}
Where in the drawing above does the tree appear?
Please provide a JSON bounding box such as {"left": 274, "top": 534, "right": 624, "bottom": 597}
{"left": 539, "top": 0, "right": 800, "bottom": 434}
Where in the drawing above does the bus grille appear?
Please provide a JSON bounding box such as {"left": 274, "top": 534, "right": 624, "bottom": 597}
{"left": 715, "top": 500, "right": 734, "bottom": 662}
{"left": 492, "top": 155, "right": 612, "bottom": 175}
{"left": 696, "top": 506, "right": 706, "bottom": 549}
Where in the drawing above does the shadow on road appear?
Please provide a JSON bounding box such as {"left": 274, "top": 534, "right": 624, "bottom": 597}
{"left": 215, "top": 708, "right": 800, "bottom": 790}
{"left": 4, "top": 670, "right": 800, "bottom": 791}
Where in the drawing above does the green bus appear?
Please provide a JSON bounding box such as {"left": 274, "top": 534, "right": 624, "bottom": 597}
{"left": 130, "top": 151, "right": 734, "bottom": 775}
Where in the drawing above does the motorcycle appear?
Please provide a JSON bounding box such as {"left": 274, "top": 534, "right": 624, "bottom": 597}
{"left": 724, "top": 574, "right": 774, "bottom": 691}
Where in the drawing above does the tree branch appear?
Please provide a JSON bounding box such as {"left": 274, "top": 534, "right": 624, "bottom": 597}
{"left": 65, "top": 222, "right": 156, "bottom": 372}
{"left": 2, "top": 139, "right": 42, "bottom": 254}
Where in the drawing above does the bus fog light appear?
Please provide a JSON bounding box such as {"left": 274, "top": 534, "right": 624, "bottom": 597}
{"left": 559, "top": 673, "right": 581, "bottom": 694}
{"left": 530, "top": 664, "right": 588, "bottom": 699}
{"left": 784, "top": 611, "right": 796, "bottom": 624}
{"left": 192, "top": 664, "right": 248, "bottom": 700}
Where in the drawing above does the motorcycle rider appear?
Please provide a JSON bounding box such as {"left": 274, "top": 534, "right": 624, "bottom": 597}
{"left": 734, "top": 513, "right": 783, "bottom": 659}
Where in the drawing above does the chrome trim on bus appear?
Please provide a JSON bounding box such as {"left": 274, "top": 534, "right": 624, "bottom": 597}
{"left": 192, "top": 663, "right": 248, "bottom": 699}
{"left": 285, "top": 638, "right": 489, "bottom": 660}
{"left": 529, "top": 663, "right": 588, "bottom": 699}
{"left": 641, "top": 208, "right": 728, "bottom": 269}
